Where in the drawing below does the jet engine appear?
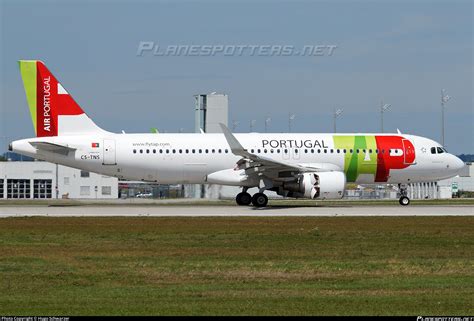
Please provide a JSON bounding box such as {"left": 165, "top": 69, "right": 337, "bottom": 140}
{"left": 280, "top": 171, "right": 346, "bottom": 199}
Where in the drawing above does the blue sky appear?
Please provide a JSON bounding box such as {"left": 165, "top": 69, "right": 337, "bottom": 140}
{"left": 1, "top": 0, "right": 472, "bottom": 154}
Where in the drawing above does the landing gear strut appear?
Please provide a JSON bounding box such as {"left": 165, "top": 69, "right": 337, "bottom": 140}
{"left": 235, "top": 188, "right": 252, "bottom": 206}
{"left": 398, "top": 184, "right": 410, "bottom": 206}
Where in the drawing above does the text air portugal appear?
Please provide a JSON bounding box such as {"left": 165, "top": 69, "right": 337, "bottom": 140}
{"left": 36, "top": 61, "right": 84, "bottom": 137}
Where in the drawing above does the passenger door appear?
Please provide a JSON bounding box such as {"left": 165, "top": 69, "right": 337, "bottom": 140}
{"left": 402, "top": 139, "right": 416, "bottom": 165}
{"left": 103, "top": 139, "right": 116, "bottom": 165}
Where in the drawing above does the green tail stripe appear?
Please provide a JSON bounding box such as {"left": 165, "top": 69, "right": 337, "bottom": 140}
{"left": 18, "top": 61, "right": 37, "bottom": 134}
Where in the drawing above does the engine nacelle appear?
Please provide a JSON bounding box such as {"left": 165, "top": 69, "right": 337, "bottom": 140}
{"left": 282, "top": 171, "right": 346, "bottom": 199}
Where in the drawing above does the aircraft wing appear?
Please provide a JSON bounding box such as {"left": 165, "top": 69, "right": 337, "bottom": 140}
{"left": 29, "top": 141, "right": 77, "bottom": 156}
{"left": 219, "top": 123, "right": 338, "bottom": 175}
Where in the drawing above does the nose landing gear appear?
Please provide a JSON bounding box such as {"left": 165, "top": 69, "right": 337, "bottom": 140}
{"left": 398, "top": 184, "right": 410, "bottom": 206}
{"left": 399, "top": 196, "right": 410, "bottom": 205}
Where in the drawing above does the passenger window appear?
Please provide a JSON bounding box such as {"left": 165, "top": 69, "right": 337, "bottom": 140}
{"left": 431, "top": 147, "right": 436, "bottom": 154}
{"left": 295, "top": 149, "right": 298, "bottom": 154}
{"left": 159, "top": 149, "right": 163, "bottom": 154}
{"left": 133, "top": 149, "right": 136, "bottom": 154}
{"left": 153, "top": 149, "right": 156, "bottom": 154}
{"left": 277, "top": 149, "right": 280, "bottom": 153}
{"left": 218, "top": 149, "right": 222, "bottom": 153}
{"left": 212, "top": 149, "right": 215, "bottom": 153}
{"left": 179, "top": 149, "right": 182, "bottom": 154}
{"left": 225, "top": 149, "right": 228, "bottom": 153}
{"left": 199, "top": 149, "right": 202, "bottom": 153}
{"left": 140, "top": 149, "right": 143, "bottom": 154}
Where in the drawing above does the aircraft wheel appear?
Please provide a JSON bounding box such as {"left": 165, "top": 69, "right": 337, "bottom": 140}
{"left": 251, "top": 193, "right": 268, "bottom": 207}
{"left": 399, "top": 196, "right": 410, "bottom": 206}
{"left": 236, "top": 192, "right": 252, "bottom": 206}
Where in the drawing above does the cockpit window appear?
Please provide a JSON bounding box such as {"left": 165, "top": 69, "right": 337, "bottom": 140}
{"left": 431, "top": 147, "right": 436, "bottom": 154}
{"left": 437, "top": 147, "right": 444, "bottom": 154}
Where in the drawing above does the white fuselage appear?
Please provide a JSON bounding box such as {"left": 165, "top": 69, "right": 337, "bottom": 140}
{"left": 11, "top": 132, "right": 465, "bottom": 186}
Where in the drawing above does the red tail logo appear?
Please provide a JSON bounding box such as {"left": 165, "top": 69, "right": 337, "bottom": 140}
{"left": 36, "top": 62, "right": 85, "bottom": 137}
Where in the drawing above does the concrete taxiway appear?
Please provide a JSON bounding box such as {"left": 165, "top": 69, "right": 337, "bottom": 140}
{"left": 0, "top": 205, "right": 472, "bottom": 217}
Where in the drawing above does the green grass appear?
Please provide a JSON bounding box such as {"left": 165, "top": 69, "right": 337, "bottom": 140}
{"left": 0, "top": 217, "right": 473, "bottom": 315}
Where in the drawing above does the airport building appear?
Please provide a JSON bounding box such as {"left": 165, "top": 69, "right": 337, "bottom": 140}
{"left": 437, "top": 162, "right": 474, "bottom": 194}
{"left": 0, "top": 161, "right": 118, "bottom": 199}
{"left": 194, "top": 92, "right": 229, "bottom": 134}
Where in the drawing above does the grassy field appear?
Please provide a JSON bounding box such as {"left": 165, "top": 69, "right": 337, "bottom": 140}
{"left": 0, "top": 217, "right": 473, "bottom": 315}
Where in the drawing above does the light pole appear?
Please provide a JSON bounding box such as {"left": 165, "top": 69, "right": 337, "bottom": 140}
{"left": 231, "top": 120, "right": 239, "bottom": 132}
{"left": 288, "top": 113, "right": 295, "bottom": 132}
{"left": 441, "top": 89, "right": 451, "bottom": 147}
{"left": 265, "top": 117, "right": 271, "bottom": 133}
{"left": 333, "top": 108, "right": 343, "bottom": 133}
{"left": 250, "top": 119, "right": 256, "bottom": 132}
{"left": 380, "top": 100, "right": 391, "bottom": 133}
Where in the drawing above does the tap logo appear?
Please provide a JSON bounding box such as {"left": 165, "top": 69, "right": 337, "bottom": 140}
{"left": 91, "top": 142, "right": 100, "bottom": 148}
{"left": 334, "top": 135, "right": 416, "bottom": 182}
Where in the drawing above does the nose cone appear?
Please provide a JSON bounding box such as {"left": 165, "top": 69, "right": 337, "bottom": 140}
{"left": 450, "top": 155, "right": 465, "bottom": 173}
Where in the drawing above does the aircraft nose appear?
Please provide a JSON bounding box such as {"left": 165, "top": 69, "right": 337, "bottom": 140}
{"left": 450, "top": 155, "right": 465, "bottom": 173}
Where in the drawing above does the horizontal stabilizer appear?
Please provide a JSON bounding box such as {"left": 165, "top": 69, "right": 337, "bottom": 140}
{"left": 29, "top": 141, "right": 77, "bottom": 156}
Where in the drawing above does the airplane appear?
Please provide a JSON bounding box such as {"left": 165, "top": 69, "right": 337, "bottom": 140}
{"left": 9, "top": 60, "right": 465, "bottom": 206}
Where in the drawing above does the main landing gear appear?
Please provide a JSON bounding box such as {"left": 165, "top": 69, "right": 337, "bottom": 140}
{"left": 398, "top": 184, "right": 410, "bottom": 206}
{"left": 235, "top": 188, "right": 268, "bottom": 207}
{"left": 236, "top": 191, "right": 252, "bottom": 206}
